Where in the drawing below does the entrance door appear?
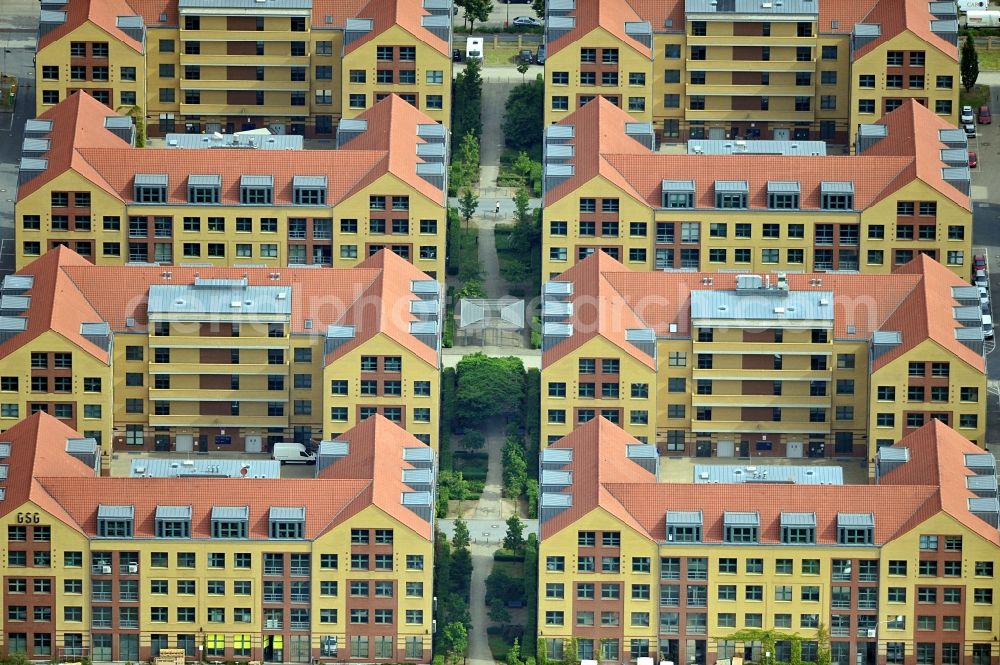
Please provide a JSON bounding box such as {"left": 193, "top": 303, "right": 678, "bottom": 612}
{"left": 246, "top": 435, "right": 263, "bottom": 454}
{"left": 269, "top": 123, "right": 286, "bottom": 135}
{"left": 717, "top": 440, "right": 735, "bottom": 457}
{"left": 154, "top": 435, "right": 170, "bottom": 452}
{"left": 773, "top": 127, "right": 791, "bottom": 140}
{"left": 264, "top": 635, "right": 283, "bottom": 663}
{"left": 198, "top": 435, "right": 208, "bottom": 453}
{"left": 708, "top": 127, "right": 726, "bottom": 140}
{"left": 175, "top": 434, "right": 193, "bottom": 453}
{"left": 738, "top": 440, "right": 750, "bottom": 458}
{"left": 787, "top": 440, "right": 804, "bottom": 458}
{"left": 695, "top": 441, "right": 712, "bottom": 457}
{"left": 809, "top": 441, "right": 826, "bottom": 458}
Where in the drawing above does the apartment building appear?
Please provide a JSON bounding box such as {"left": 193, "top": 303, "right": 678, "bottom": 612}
{"left": 0, "top": 412, "right": 436, "bottom": 663}
{"left": 539, "top": 250, "right": 987, "bottom": 461}
{"left": 543, "top": 0, "right": 959, "bottom": 144}
{"left": 35, "top": 0, "right": 452, "bottom": 136}
{"left": 541, "top": 97, "right": 971, "bottom": 279}
{"left": 0, "top": 245, "right": 442, "bottom": 454}
{"left": 14, "top": 91, "right": 448, "bottom": 277}
{"left": 537, "top": 417, "right": 1000, "bottom": 665}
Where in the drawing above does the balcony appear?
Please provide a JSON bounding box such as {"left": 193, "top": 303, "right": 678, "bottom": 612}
{"left": 151, "top": 362, "right": 278, "bottom": 375}
{"left": 690, "top": 394, "right": 830, "bottom": 408}
{"left": 91, "top": 563, "right": 113, "bottom": 575}
{"left": 119, "top": 592, "right": 139, "bottom": 602}
{"left": 290, "top": 566, "right": 310, "bottom": 577}
{"left": 264, "top": 565, "right": 284, "bottom": 576}
{"left": 691, "top": 368, "right": 828, "bottom": 381}
{"left": 119, "top": 619, "right": 139, "bottom": 629}
{"left": 178, "top": 53, "right": 308, "bottom": 67}
{"left": 180, "top": 29, "right": 310, "bottom": 42}
{"left": 831, "top": 600, "right": 851, "bottom": 609}
{"left": 91, "top": 619, "right": 112, "bottom": 629}
{"left": 147, "top": 414, "right": 290, "bottom": 428}
{"left": 685, "top": 108, "right": 816, "bottom": 122}
{"left": 689, "top": 420, "right": 832, "bottom": 434}
{"left": 290, "top": 620, "right": 309, "bottom": 630}
{"left": 687, "top": 58, "right": 815, "bottom": 72}
{"left": 179, "top": 78, "right": 311, "bottom": 92}
{"left": 831, "top": 626, "right": 850, "bottom": 638}
{"left": 686, "top": 35, "right": 817, "bottom": 47}
{"left": 149, "top": 336, "right": 289, "bottom": 349}
{"left": 685, "top": 83, "right": 808, "bottom": 97}
{"left": 263, "top": 593, "right": 284, "bottom": 603}
{"left": 119, "top": 563, "right": 139, "bottom": 576}
{"left": 291, "top": 593, "right": 310, "bottom": 603}
{"left": 691, "top": 343, "right": 832, "bottom": 355}
{"left": 148, "top": 388, "right": 285, "bottom": 402}
{"left": 264, "top": 619, "right": 283, "bottom": 630}
{"left": 180, "top": 102, "right": 309, "bottom": 116}
{"left": 91, "top": 592, "right": 112, "bottom": 602}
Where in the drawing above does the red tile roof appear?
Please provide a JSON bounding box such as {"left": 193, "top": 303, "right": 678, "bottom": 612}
{"left": 37, "top": 0, "right": 145, "bottom": 53}
{"left": 852, "top": 0, "right": 958, "bottom": 61}
{"left": 10, "top": 246, "right": 440, "bottom": 368}
{"left": 6, "top": 413, "right": 432, "bottom": 541}
{"left": 341, "top": 0, "right": 449, "bottom": 56}
{"left": 549, "top": 0, "right": 653, "bottom": 58}
{"left": 542, "top": 418, "right": 998, "bottom": 545}
{"left": 20, "top": 92, "right": 445, "bottom": 207}
{"left": 547, "top": 99, "right": 971, "bottom": 213}
{"left": 544, "top": 250, "right": 985, "bottom": 375}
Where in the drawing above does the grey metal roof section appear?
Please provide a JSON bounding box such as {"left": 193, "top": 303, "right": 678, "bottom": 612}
{"left": 22, "top": 138, "right": 51, "bottom": 154}
{"left": 541, "top": 469, "right": 573, "bottom": 486}
{"left": 402, "top": 491, "right": 432, "bottom": 506}
{"left": 546, "top": 144, "right": 574, "bottom": 160}
{"left": 723, "top": 511, "right": 759, "bottom": 526}
{"left": 410, "top": 300, "right": 439, "bottom": 316}
{"left": 929, "top": 1, "right": 956, "bottom": 15}
{"left": 688, "top": 139, "right": 826, "bottom": 156}
{"left": 836, "top": 512, "right": 874, "bottom": 527}
{"left": 39, "top": 9, "right": 66, "bottom": 25}
{"left": 98, "top": 505, "right": 134, "bottom": 519}
{"left": 545, "top": 163, "right": 573, "bottom": 177}
{"left": 967, "top": 475, "right": 998, "bottom": 495}
{"left": 0, "top": 295, "right": 30, "bottom": 310}
{"left": 543, "top": 281, "right": 574, "bottom": 297}
{"left": 188, "top": 174, "right": 221, "bottom": 186}
{"left": 694, "top": 464, "right": 843, "bottom": 484}
{"left": 686, "top": 0, "right": 818, "bottom": 13}
{"left": 965, "top": 453, "right": 996, "bottom": 471}
{"left": 80, "top": 322, "right": 110, "bottom": 336}
{"left": 105, "top": 115, "right": 133, "bottom": 130}
{"left": 853, "top": 22, "right": 881, "bottom": 36}
{"left": 821, "top": 181, "right": 855, "bottom": 194}
{"left": 166, "top": 132, "right": 303, "bottom": 149}
{"left": 940, "top": 148, "right": 970, "bottom": 167}
{"left": 666, "top": 510, "right": 702, "bottom": 525}
{"left": 65, "top": 437, "right": 98, "bottom": 454}
{"left": 326, "top": 325, "right": 355, "bottom": 338}
{"left": 540, "top": 492, "right": 572, "bottom": 507}
{"left": 626, "top": 443, "right": 657, "bottom": 460}
{"left": 767, "top": 180, "right": 800, "bottom": 193}
{"left": 269, "top": 506, "right": 305, "bottom": 521}
{"left": 416, "top": 123, "right": 447, "bottom": 142}
{"left": 147, "top": 284, "right": 292, "bottom": 316}
{"left": 548, "top": 15, "right": 575, "bottom": 28}
{"left": 402, "top": 467, "right": 433, "bottom": 486}
{"left": 541, "top": 448, "right": 573, "bottom": 466}
{"left": 116, "top": 15, "right": 143, "bottom": 28}
{"left": 412, "top": 280, "right": 440, "bottom": 297}
{"left": 0, "top": 317, "right": 27, "bottom": 334}
{"left": 662, "top": 179, "right": 696, "bottom": 192}
{"left": 952, "top": 285, "right": 981, "bottom": 303}
{"left": 968, "top": 496, "right": 1000, "bottom": 513}
{"left": 2, "top": 275, "right": 33, "bottom": 291}
{"left": 416, "top": 162, "right": 446, "bottom": 176}
{"left": 878, "top": 447, "right": 909, "bottom": 462}
{"left": 318, "top": 440, "right": 349, "bottom": 457}
{"left": 293, "top": 175, "right": 327, "bottom": 188}
{"left": 135, "top": 173, "right": 168, "bottom": 186}
{"left": 690, "top": 289, "right": 835, "bottom": 322}
{"left": 955, "top": 327, "right": 984, "bottom": 342}
{"left": 416, "top": 142, "right": 447, "bottom": 160}
{"left": 402, "top": 446, "right": 434, "bottom": 466}
{"left": 212, "top": 506, "right": 249, "bottom": 520}
{"left": 546, "top": 124, "right": 575, "bottom": 140}
{"left": 542, "top": 322, "right": 573, "bottom": 337}
{"left": 953, "top": 306, "right": 983, "bottom": 323}
{"left": 715, "top": 180, "right": 748, "bottom": 192}
{"left": 241, "top": 175, "right": 273, "bottom": 187}
{"left": 24, "top": 119, "right": 53, "bottom": 134}
{"left": 155, "top": 505, "right": 192, "bottom": 519}
{"left": 858, "top": 123, "right": 888, "bottom": 138}
{"left": 130, "top": 458, "right": 280, "bottom": 478}
{"left": 543, "top": 301, "right": 573, "bottom": 318}
{"left": 780, "top": 512, "right": 817, "bottom": 527}
{"left": 409, "top": 320, "right": 438, "bottom": 335}
{"left": 179, "top": 0, "right": 312, "bottom": 9}
{"left": 872, "top": 330, "right": 902, "bottom": 345}
{"left": 939, "top": 128, "right": 968, "bottom": 146}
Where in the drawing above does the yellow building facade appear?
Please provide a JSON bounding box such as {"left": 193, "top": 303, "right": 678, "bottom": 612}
{"left": 540, "top": 251, "right": 987, "bottom": 461}
{"left": 14, "top": 91, "right": 447, "bottom": 279}
{"left": 541, "top": 97, "right": 972, "bottom": 280}
{"left": 0, "top": 246, "right": 442, "bottom": 454}
{"left": 36, "top": 0, "right": 452, "bottom": 136}
{"left": 543, "top": 0, "right": 958, "bottom": 144}
{"left": 0, "top": 412, "right": 436, "bottom": 663}
{"left": 537, "top": 417, "right": 1000, "bottom": 665}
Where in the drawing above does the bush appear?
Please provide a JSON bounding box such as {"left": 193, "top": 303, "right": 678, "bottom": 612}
{"left": 493, "top": 547, "right": 525, "bottom": 562}
{"left": 502, "top": 76, "right": 543, "bottom": 152}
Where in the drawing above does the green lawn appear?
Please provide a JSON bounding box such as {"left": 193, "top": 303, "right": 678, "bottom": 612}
{"left": 484, "top": 45, "right": 521, "bottom": 65}
{"left": 961, "top": 84, "right": 990, "bottom": 110}
{"left": 979, "top": 48, "right": 1000, "bottom": 71}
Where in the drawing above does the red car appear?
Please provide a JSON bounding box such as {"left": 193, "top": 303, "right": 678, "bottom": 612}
{"left": 974, "top": 254, "right": 987, "bottom": 271}
{"left": 969, "top": 151, "right": 978, "bottom": 168}
{"left": 979, "top": 105, "right": 992, "bottom": 124}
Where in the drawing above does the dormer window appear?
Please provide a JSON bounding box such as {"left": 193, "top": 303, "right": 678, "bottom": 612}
{"left": 155, "top": 505, "right": 192, "bottom": 538}
{"left": 666, "top": 511, "right": 702, "bottom": 543}
{"left": 767, "top": 181, "right": 800, "bottom": 210}
{"left": 780, "top": 512, "right": 816, "bottom": 544}
{"left": 211, "top": 506, "right": 248, "bottom": 539}
{"left": 821, "top": 181, "right": 855, "bottom": 210}
{"left": 188, "top": 175, "right": 220, "bottom": 204}
{"left": 293, "top": 176, "right": 327, "bottom": 205}
{"left": 715, "top": 181, "right": 748, "bottom": 209}
{"left": 97, "top": 505, "right": 134, "bottom": 538}
{"left": 661, "top": 180, "right": 695, "bottom": 208}
{"left": 269, "top": 507, "right": 305, "bottom": 539}
{"left": 134, "top": 174, "right": 167, "bottom": 203}
{"left": 837, "top": 513, "right": 875, "bottom": 545}
{"left": 240, "top": 175, "right": 273, "bottom": 204}
{"left": 723, "top": 512, "right": 759, "bottom": 543}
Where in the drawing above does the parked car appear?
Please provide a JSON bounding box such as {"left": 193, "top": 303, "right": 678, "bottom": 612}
{"left": 452, "top": 48, "right": 462, "bottom": 62}
{"left": 535, "top": 44, "right": 546, "bottom": 64}
{"left": 975, "top": 270, "right": 989, "bottom": 290}
{"left": 511, "top": 15, "right": 543, "bottom": 26}
{"left": 964, "top": 122, "right": 977, "bottom": 138}
{"left": 974, "top": 254, "right": 987, "bottom": 271}
{"left": 969, "top": 150, "right": 978, "bottom": 168}
{"left": 979, "top": 105, "right": 992, "bottom": 124}
{"left": 984, "top": 314, "right": 994, "bottom": 339}
{"left": 961, "top": 105, "right": 975, "bottom": 123}
{"left": 518, "top": 48, "right": 533, "bottom": 64}
{"left": 500, "top": 0, "right": 531, "bottom": 3}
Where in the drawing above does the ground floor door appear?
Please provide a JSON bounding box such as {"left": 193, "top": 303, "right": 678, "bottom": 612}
{"left": 773, "top": 127, "right": 791, "bottom": 140}
{"left": 708, "top": 126, "right": 726, "bottom": 139}
{"left": 717, "top": 440, "right": 735, "bottom": 457}
{"left": 246, "top": 435, "right": 263, "bottom": 453}
{"left": 198, "top": 435, "right": 208, "bottom": 453}
{"left": 263, "top": 635, "right": 283, "bottom": 663}
{"left": 269, "top": 123, "right": 286, "bottom": 135}
{"left": 787, "top": 440, "right": 804, "bottom": 458}
{"left": 175, "top": 434, "right": 193, "bottom": 453}
{"left": 738, "top": 440, "right": 750, "bottom": 457}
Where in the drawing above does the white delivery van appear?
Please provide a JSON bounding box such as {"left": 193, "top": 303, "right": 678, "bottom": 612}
{"left": 983, "top": 314, "right": 994, "bottom": 339}
{"left": 964, "top": 9, "right": 1000, "bottom": 27}
{"left": 272, "top": 442, "right": 316, "bottom": 464}
{"left": 466, "top": 37, "right": 484, "bottom": 62}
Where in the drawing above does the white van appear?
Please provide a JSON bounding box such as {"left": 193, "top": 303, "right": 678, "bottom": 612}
{"left": 984, "top": 314, "right": 994, "bottom": 339}
{"left": 272, "top": 442, "right": 316, "bottom": 464}
{"left": 466, "top": 37, "right": 484, "bottom": 62}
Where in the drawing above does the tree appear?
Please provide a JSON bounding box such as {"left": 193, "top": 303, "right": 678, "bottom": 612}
{"left": 502, "top": 436, "right": 528, "bottom": 498}
{"left": 502, "top": 76, "right": 544, "bottom": 151}
{"left": 440, "top": 621, "right": 469, "bottom": 664}
{"left": 503, "top": 515, "right": 525, "bottom": 552}
{"left": 462, "top": 431, "right": 486, "bottom": 451}
{"left": 455, "top": 353, "right": 526, "bottom": 422}
{"left": 531, "top": 0, "right": 545, "bottom": 18}
{"left": 452, "top": 517, "right": 470, "bottom": 549}
{"left": 511, "top": 185, "right": 539, "bottom": 255}
{"left": 517, "top": 60, "right": 530, "bottom": 82}
{"left": 506, "top": 639, "right": 524, "bottom": 665}
{"left": 455, "top": 279, "right": 487, "bottom": 299}
{"left": 458, "top": 186, "right": 479, "bottom": 229}
{"left": 489, "top": 596, "right": 510, "bottom": 624}
{"left": 962, "top": 34, "right": 980, "bottom": 92}
{"left": 452, "top": 58, "right": 483, "bottom": 140}
{"left": 463, "top": 0, "right": 493, "bottom": 32}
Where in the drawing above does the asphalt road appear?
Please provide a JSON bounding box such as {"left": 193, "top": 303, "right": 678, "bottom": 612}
{"left": 0, "top": 0, "right": 40, "bottom": 275}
